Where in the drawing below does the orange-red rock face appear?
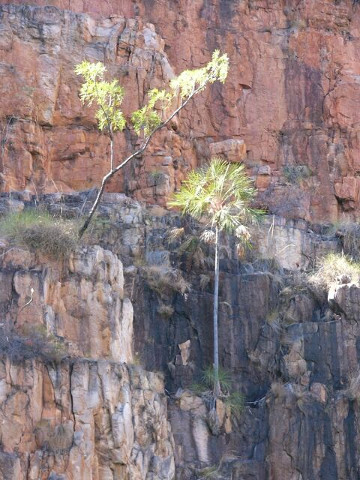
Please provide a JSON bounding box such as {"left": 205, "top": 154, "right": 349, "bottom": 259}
{"left": 1, "top": 1, "right": 360, "bottom": 221}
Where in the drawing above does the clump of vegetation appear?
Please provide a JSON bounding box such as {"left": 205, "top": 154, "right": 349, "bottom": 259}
{"left": 177, "top": 234, "right": 207, "bottom": 268}
{"left": 142, "top": 264, "right": 190, "bottom": 297}
{"left": 335, "top": 222, "right": 360, "bottom": 261}
{"left": 0, "top": 210, "right": 77, "bottom": 259}
{"left": 202, "top": 365, "right": 232, "bottom": 393}
{"left": 168, "top": 227, "right": 215, "bottom": 270}
{"left": 199, "top": 274, "right": 211, "bottom": 291}
{"left": 0, "top": 325, "right": 68, "bottom": 363}
{"left": 309, "top": 253, "right": 360, "bottom": 290}
{"left": 75, "top": 50, "right": 229, "bottom": 236}
{"left": 197, "top": 465, "right": 221, "bottom": 479}
{"left": 224, "top": 392, "right": 245, "bottom": 418}
{"left": 157, "top": 303, "right": 174, "bottom": 319}
{"left": 283, "top": 165, "right": 312, "bottom": 184}
{"left": 191, "top": 366, "right": 245, "bottom": 418}
{"left": 346, "top": 371, "right": 360, "bottom": 401}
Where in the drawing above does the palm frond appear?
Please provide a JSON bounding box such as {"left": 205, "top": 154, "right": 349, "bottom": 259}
{"left": 168, "top": 157, "right": 263, "bottom": 235}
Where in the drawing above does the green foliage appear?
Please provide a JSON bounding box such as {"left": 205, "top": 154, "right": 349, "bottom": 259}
{"left": 191, "top": 366, "right": 232, "bottom": 394}
{"left": 170, "top": 158, "right": 261, "bottom": 397}
{"left": 170, "top": 50, "right": 229, "bottom": 97}
{"left": 190, "top": 382, "right": 206, "bottom": 395}
{"left": 75, "top": 51, "right": 229, "bottom": 236}
{"left": 224, "top": 391, "right": 245, "bottom": 418}
{"left": 169, "top": 158, "right": 262, "bottom": 236}
{"left": 132, "top": 52, "right": 228, "bottom": 135}
{"left": 76, "top": 51, "right": 229, "bottom": 139}
{"left": 131, "top": 88, "right": 172, "bottom": 136}
{"left": 309, "top": 253, "right": 360, "bottom": 290}
{"left": 0, "top": 210, "right": 77, "bottom": 259}
{"left": 192, "top": 366, "right": 244, "bottom": 418}
{"left": 197, "top": 465, "right": 221, "bottom": 479}
{"left": 283, "top": 165, "right": 312, "bottom": 184}
{"left": 75, "top": 61, "right": 126, "bottom": 133}
{"left": 202, "top": 365, "right": 232, "bottom": 393}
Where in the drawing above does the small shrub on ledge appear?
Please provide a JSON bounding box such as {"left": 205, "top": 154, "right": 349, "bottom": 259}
{"left": 0, "top": 209, "right": 78, "bottom": 260}
{"left": 142, "top": 264, "right": 190, "bottom": 297}
{"left": 0, "top": 324, "right": 68, "bottom": 364}
{"left": 309, "top": 253, "right": 360, "bottom": 290}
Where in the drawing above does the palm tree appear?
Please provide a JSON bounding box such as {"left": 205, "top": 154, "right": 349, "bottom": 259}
{"left": 169, "top": 158, "right": 261, "bottom": 397}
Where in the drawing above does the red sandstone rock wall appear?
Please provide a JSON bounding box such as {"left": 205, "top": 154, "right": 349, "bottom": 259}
{"left": 1, "top": 1, "right": 360, "bottom": 222}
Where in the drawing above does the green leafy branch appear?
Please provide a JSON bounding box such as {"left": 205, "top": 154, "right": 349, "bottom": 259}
{"left": 75, "top": 51, "right": 229, "bottom": 237}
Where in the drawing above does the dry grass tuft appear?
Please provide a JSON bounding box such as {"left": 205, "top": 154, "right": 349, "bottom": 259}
{"left": 0, "top": 324, "right": 68, "bottom": 363}
{"left": 346, "top": 371, "right": 360, "bottom": 401}
{"left": 199, "top": 274, "right": 211, "bottom": 291}
{"left": 308, "top": 253, "right": 360, "bottom": 290}
{"left": 142, "top": 265, "right": 190, "bottom": 296}
{"left": 336, "top": 223, "right": 360, "bottom": 261}
{"left": 167, "top": 227, "right": 185, "bottom": 242}
{"left": 177, "top": 234, "right": 206, "bottom": 268}
{"left": 0, "top": 209, "right": 77, "bottom": 259}
{"left": 157, "top": 303, "right": 174, "bottom": 319}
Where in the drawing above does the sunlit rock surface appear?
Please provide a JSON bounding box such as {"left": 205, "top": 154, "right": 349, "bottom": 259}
{"left": 0, "top": 2, "right": 360, "bottom": 220}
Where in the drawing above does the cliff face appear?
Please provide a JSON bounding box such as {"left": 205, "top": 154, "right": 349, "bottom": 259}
{"left": 1, "top": 193, "right": 360, "bottom": 479}
{"left": 0, "top": 236, "right": 175, "bottom": 479}
{"left": 1, "top": 1, "right": 360, "bottom": 479}
{"left": 0, "top": 4, "right": 192, "bottom": 204}
{"left": 0, "top": 359, "right": 175, "bottom": 479}
{"left": 0, "top": 1, "right": 360, "bottom": 221}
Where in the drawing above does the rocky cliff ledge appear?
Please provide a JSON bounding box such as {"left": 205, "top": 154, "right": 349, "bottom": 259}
{"left": 0, "top": 230, "right": 174, "bottom": 479}
{"left": 0, "top": 192, "right": 359, "bottom": 479}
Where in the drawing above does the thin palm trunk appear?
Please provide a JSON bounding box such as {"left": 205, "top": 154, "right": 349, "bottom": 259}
{"left": 213, "top": 225, "right": 220, "bottom": 397}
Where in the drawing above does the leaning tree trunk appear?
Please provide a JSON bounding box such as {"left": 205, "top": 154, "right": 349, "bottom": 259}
{"left": 213, "top": 226, "right": 221, "bottom": 397}
{"left": 78, "top": 85, "right": 201, "bottom": 238}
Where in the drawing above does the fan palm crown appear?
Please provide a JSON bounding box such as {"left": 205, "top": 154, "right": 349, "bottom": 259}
{"left": 169, "top": 157, "right": 260, "bottom": 233}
